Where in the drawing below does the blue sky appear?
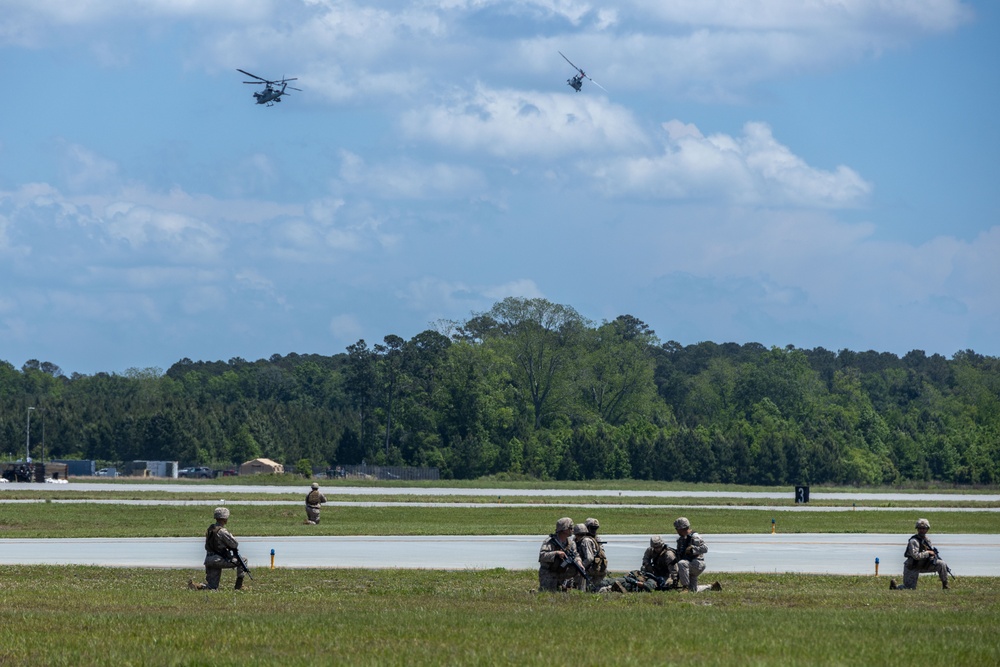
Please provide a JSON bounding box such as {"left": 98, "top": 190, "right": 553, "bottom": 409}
{"left": 2, "top": 0, "right": 998, "bottom": 375}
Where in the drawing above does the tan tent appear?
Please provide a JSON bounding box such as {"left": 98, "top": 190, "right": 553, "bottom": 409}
{"left": 239, "top": 458, "right": 284, "bottom": 475}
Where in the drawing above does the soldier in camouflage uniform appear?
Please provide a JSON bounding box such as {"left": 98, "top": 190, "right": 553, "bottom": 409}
{"left": 574, "top": 520, "right": 609, "bottom": 591}
{"left": 189, "top": 507, "right": 246, "bottom": 591}
{"left": 890, "top": 518, "right": 950, "bottom": 590}
{"left": 642, "top": 536, "right": 678, "bottom": 589}
{"left": 305, "top": 482, "right": 328, "bottom": 525}
{"left": 674, "top": 517, "right": 721, "bottom": 593}
{"left": 538, "top": 517, "right": 585, "bottom": 592}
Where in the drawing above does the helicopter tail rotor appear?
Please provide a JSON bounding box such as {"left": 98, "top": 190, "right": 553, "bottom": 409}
{"left": 587, "top": 77, "right": 608, "bottom": 93}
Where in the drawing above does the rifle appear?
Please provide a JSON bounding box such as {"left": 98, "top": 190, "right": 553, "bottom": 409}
{"left": 929, "top": 547, "right": 955, "bottom": 581}
{"left": 560, "top": 552, "right": 590, "bottom": 585}
{"left": 232, "top": 549, "right": 253, "bottom": 580}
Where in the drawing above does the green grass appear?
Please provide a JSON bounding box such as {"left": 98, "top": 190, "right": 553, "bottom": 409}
{"left": 4, "top": 487, "right": 1000, "bottom": 508}
{"left": 0, "top": 566, "right": 996, "bottom": 666}
{"left": 1, "top": 503, "right": 998, "bottom": 537}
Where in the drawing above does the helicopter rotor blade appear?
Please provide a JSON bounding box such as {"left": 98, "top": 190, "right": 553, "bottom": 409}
{"left": 558, "top": 51, "right": 584, "bottom": 76}
{"left": 237, "top": 69, "right": 269, "bottom": 82}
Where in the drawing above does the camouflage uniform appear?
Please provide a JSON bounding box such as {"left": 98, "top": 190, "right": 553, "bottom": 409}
{"left": 892, "top": 519, "right": 950, "bottom": 590}
{"left": 642, "top": 536, "right": 678, "bottom": 588}
{"left": 675, "top": 517, "right": 716, "bottom": 593}
{"left": 574, "top": 522, "right": 609, "bottom": 591}
{"left": 604, "top": 570, "right": 661, "bottom": 593}
{"left": 538, "top": 517, "right": 585, "bottom": 592}
{"left": 190, "top": 507, "right": 245, "bottom": 590}
{"left": 305, "top": 483, "right": 328, "bottom": 524}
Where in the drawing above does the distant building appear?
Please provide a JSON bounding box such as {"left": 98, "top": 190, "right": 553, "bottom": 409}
{"left": 127, "top": 460, "right": 179, "bottom": 478}
{"left": 239, "top": 458, "right": 284, "bottom": 475}
{"left": 51, "top": 459, "right": 97, "bottom": 477}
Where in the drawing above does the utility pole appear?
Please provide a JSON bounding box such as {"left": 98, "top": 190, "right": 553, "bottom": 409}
{"left": 25, "top": 406, "right": 35, "bottom": 463}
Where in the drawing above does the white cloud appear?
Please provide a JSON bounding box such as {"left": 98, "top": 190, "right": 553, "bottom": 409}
{"left": 3, "top": 0, "right": 974, "bottom": 103}
{"left": 61, "top": 143, "right": 120, "bottom": 192}
{"left": 396, "top": 276, "right": 545, "bottom": 319}
{"left": 635, "top": 0, "right": 972, "bottom": 33}
{"left": 234, "top": 269, "right": 285, "bottom": 306}
{"left": 5, "top": 0, "right": 274, "bottom": 25}
{"left": 0, "top": 215, "right": 14, "bottom": 253}
{"left": 591, "top": 120, "right": 871, "bottom": 208}
{"left": 624, "top": 200, "right": 999, "bottom": 354}
{"left": 432, "top": 0, "right": 595, "bottom": 25}
{"left": 401, "top": 85, "right": 647, "bottom": 158}
{"left": 336, "top": 150, "right": 485, "bottom": 199}
{"left": 398, "top": 276, "right": 474, "bottom": 313}
{"left": 104, "top": 203, "right": 225, "bottom": 260}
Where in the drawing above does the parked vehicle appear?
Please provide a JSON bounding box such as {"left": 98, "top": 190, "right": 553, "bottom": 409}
{"left": 95, "top": 468, "right": 118, "bottom": 477}
{"left": 178, "top": 466, "right": 215, "bottom": 479}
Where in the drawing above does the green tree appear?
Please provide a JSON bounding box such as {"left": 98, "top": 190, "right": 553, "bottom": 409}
{"left": 578, "top": 316, "right": 658, "bottom": 425}
{"left": 479, "top": 297, "right": 588, "bottom": 430}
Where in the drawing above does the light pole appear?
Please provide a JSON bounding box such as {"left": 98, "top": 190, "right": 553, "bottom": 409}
{"left": 25, "top": 407, "right": 35, "bottom": 463}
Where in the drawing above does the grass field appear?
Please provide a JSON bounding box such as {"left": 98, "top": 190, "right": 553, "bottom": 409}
{"left": 2, "top": 481, "right": 997, "bottom": 664}
{"left": 0, "top": 566, "right": 996, "bottom": 666}
{"left": 1, "top": 502, "right": 998, "bottom": 538}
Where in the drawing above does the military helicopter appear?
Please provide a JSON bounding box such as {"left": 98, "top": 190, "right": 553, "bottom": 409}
{"left": 237, "top": 69, "right": 302, "bottom": 106}
{"left": 559, "top": 51, "right": 607, "bottom": 93}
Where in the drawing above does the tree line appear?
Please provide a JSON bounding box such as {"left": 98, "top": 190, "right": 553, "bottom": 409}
{"left": 2, "top": 297, "right": 998, "bottom": 485}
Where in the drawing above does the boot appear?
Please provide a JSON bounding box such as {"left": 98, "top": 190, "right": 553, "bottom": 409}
{"left": 942, "top": 582, "right": 949, "bottom": 590}
{"left": 188, "top": 579, "right": 207, "bottom": 590}
{"left": 710, "top": 581, "right": 722, "bottom": 592}
{"left": 234, "top": 577, "right": 244, "bottom": 590}
{"left": 889, "top": 579, "right": 897, "bottom": 590}
{"left": 611, "top": 581, "right": 626, "bottom": 594}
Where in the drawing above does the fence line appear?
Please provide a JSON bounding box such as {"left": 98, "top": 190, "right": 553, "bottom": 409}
{"left": 327, "top": 464, "right": 440, "bottom": 481}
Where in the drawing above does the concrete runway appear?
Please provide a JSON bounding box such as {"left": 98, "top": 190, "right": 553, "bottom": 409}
{"left": 1, "top": 498, "right": 998, "bottom": 513}
{"left": 3, "top": 483, "right": 995, "bottom": 577}
{"left": 4, "top": 482, "right": 1000, "bottom": 502}
{"left": 1, "top": 533, "right": 996, "bottom": 576}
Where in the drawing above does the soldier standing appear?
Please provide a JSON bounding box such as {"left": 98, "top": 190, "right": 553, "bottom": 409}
{"left": 674, "top": 517, "right": 721, "bottom": 593}
{"left": 305, "top": 482, "right": 328, "bottom": 525}
{"left": 538, "top": 517, "right": 585, "bottom": 592}
{"left": 189, "top": 507, "right": 246, "bottom": 591}
{"left": 890, "top": 518, "right": 950, "bottom": 590}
